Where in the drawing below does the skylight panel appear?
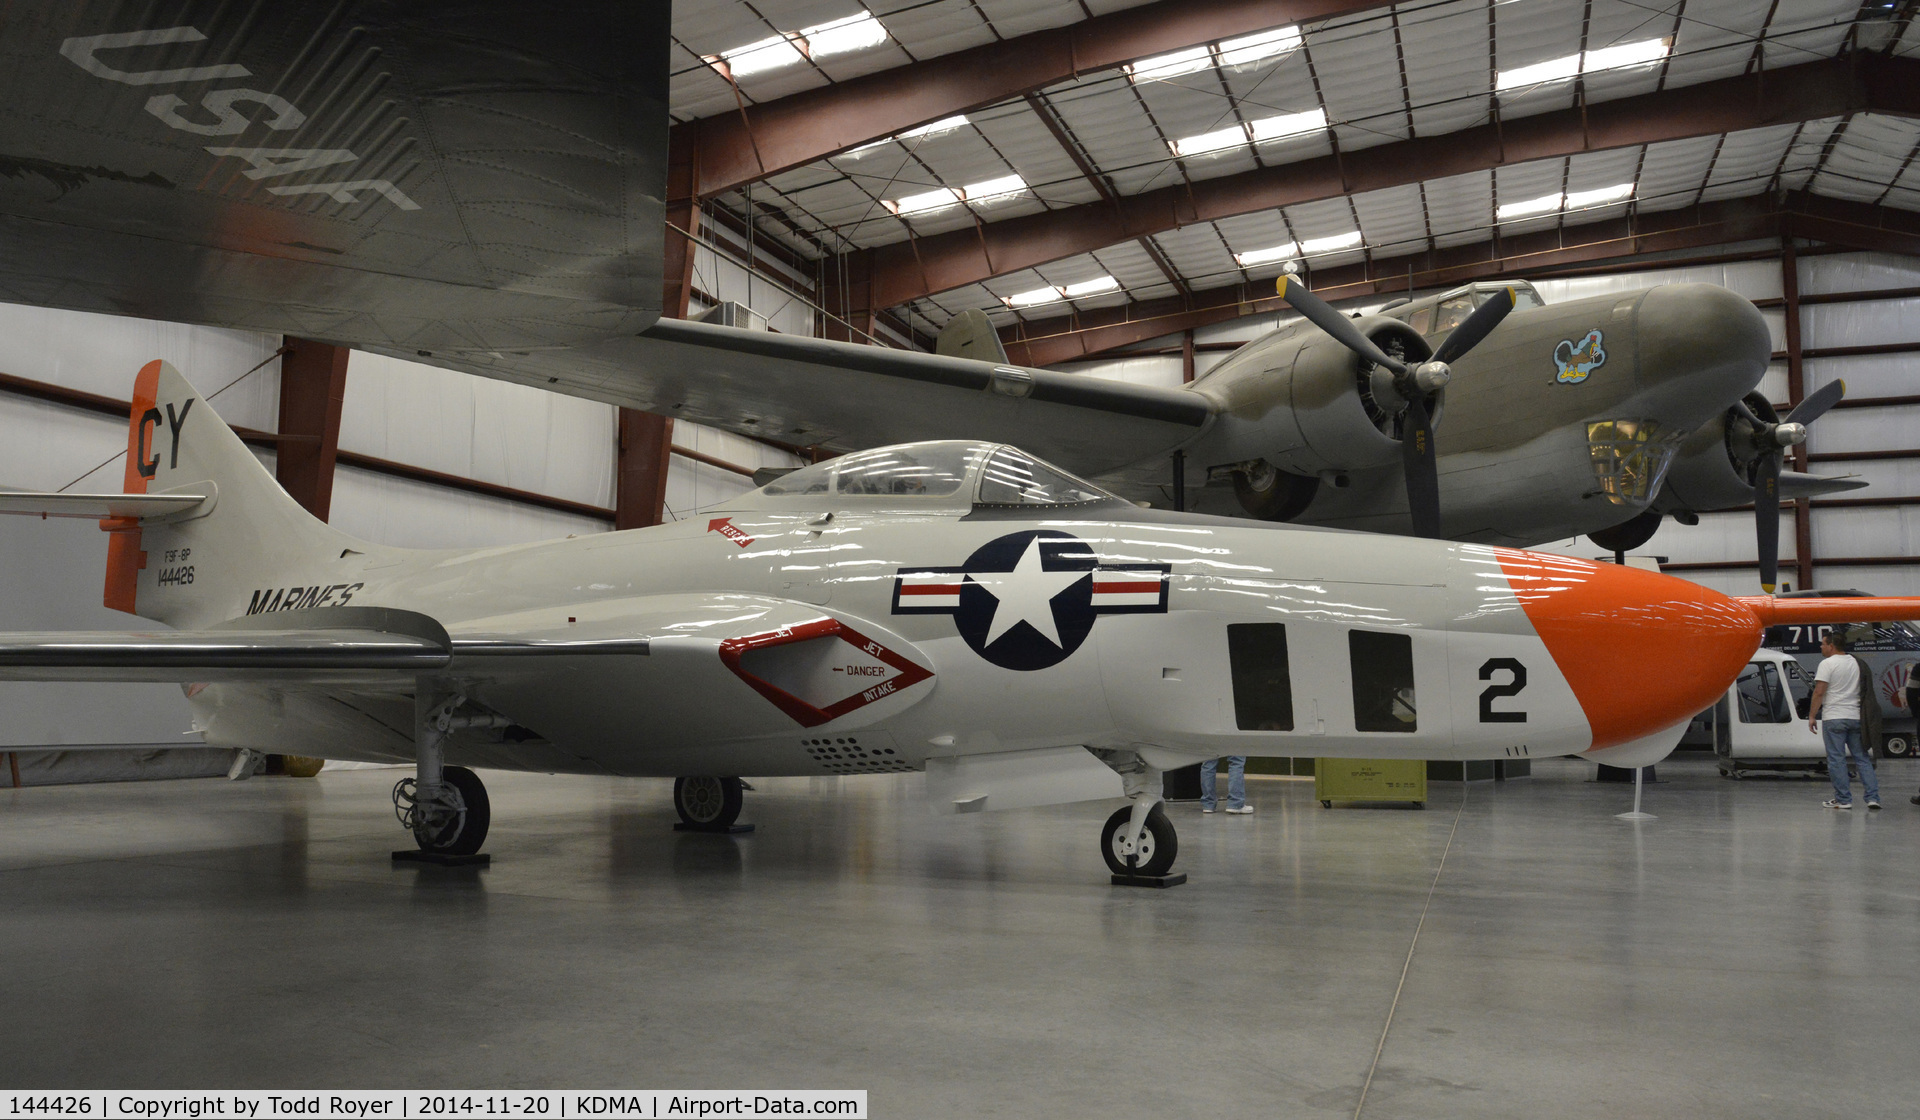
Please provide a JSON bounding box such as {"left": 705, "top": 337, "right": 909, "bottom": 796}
{"left": 1218, "top": 27, "right": 1302, "bottom": 69}
{"left": 884, "top": 174, "right": 1027, "bottom": 217}
{"left": 1248, "top": 108, "right": 1328, "bottom": 143}
{"left": 1128, "top": 45, "right": 1212, "bottom": 82}
{"left": 1171, "top": 109, "right": 1327, "bottom": 159}
{"left": 1233, "top": 231, "right": 1360, "bottom": 267}
{"left": 706, "top": 10, "right": 891, "bottom": 81}
{"left": 840, "top": 115, "right": 970, "bottom": 158}
{"left": 1498, "top": 183, "right": 1634, "bottom": 220}
{"left": 1496, "top": 38, "right": 1670, "bottom": 92}
{"left": 1128, "top": 25, "right": 1301, "bottom": 84}
{"left": 1002, "top": 275, "right": 1120, "bottom": 308}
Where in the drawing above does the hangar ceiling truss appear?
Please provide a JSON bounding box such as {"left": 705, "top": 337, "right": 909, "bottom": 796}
{"left": 668, "top": 0, "right": 1920, "bottom": 357}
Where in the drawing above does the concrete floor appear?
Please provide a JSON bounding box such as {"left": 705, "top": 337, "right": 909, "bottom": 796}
{"left": 1, "top": 756, "right": 1916, "bottom": 1118}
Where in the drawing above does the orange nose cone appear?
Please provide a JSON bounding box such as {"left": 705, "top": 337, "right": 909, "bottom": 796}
{"left": 1494, "top": 550, "right": 1761, "bottom": 750}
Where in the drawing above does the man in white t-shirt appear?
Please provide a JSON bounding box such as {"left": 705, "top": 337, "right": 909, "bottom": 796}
{"left": 1810, "top": 631, "right": 1879, "bottom": 809}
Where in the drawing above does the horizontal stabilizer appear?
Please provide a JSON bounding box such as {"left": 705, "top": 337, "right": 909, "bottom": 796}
{"left": 1739, "top": 597, "right": 1920, "bottom": 626}
{"left": 0, "top": 490, "right": 209, "bottom": 520}
{"left": 1778, "top": 471, "right": 1868, "bottom": 500}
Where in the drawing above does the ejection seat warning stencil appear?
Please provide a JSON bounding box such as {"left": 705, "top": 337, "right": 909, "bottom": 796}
{"left": 892, "top": 529, "right": 1170, "bottom": 671}
{"left": 719, "top": 618, "right": 933, "bottom": 727}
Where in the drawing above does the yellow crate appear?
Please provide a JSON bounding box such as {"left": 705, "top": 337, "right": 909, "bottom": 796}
{"left": 1313, "top": 758, "right": 1427, "bottom": 808}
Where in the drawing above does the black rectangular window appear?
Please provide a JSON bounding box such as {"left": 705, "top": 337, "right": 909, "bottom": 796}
{"left": 1227, "top": 624, "right": 1294, "bottom": 731}
{"left": 1349, "top": 630, "right": 1416, "bottom": 733}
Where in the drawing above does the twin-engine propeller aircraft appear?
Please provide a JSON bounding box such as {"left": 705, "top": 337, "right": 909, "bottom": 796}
{"left": 0, "top": 1, "right": 1861, "bottom": 587}
{"left": 0, "top": 362, "right": 1909, "bottom": 878}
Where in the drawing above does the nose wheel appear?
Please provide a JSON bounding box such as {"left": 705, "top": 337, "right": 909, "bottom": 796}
{"left": 1102, "top": 803, "right": 1179, "bottom": 878}
{"left": 394, "top": 765, "right": 490, "bottom": 856}
{"left": 674, "top": 776, "right": 753, "bottom": 834}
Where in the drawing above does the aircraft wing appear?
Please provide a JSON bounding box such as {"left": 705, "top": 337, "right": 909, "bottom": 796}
{"left": 0, "top": 490, "right": 210, "bottom": 520}
{"left": 0, "top": 607, "right": 650, "bottom": 684}
{"left": 365, "top": 320, "right": 1216, "bottom": 476}
{"left": 0, "top": 2, "right": 669, "bottom": 356}
{"left": 1779, "top": 471, "right": 1869, "bottom": 500}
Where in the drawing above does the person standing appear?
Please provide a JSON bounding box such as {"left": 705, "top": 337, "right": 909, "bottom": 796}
{"left": 1907, "top": 661, "right": 1920, "bottom": 806}
{"left": 1810, "top": 631, "right": 1879, "bottom": 810}
{"left": 1199, "top": 756, "right": 1253, "bottom": 815}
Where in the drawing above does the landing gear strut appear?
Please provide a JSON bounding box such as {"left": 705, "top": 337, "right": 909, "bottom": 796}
{"left": 1096, "top": 753, "right": 1185, "bottom": 886}
{"left": 673, "top": 776, "right": 753, "bottom": 833}
{"left": 392, "top": 687, "right": 495, "bottom": 865}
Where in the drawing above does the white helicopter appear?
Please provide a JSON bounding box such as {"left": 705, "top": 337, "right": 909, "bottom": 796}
{"left": 0, "top": 362, "right": 1904, "bottom": 879}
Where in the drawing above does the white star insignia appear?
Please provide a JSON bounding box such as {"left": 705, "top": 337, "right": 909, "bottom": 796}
{"left": 967, "top": 537, "right": 1088, "bottom": 647}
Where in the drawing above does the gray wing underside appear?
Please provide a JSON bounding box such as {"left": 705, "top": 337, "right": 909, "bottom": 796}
{"left": 365, "top": 320, "right": 1215, "bottom": 477}
{"left": 1779, "top": 471, "right": 1869, "bottom": 500}
{"left": 0, "top": 607, "right": 650, "bottom": 685}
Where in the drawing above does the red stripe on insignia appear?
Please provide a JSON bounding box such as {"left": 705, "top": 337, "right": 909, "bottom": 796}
{"left": 1091, "top": 579, "right": 1161, "bottom": 593}
{"left": 899, "top": 583, "right": 962, "bottom": 595}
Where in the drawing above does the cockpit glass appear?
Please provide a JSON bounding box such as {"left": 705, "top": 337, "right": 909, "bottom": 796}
{"left": 1433, "top": 296, "right": 1474, "bottom": 333}
{"left": 976, "top": 447, "right": 1109, "bottom": 506}
{"left": 760, "top": 444, "right": 975, "bottom": 498}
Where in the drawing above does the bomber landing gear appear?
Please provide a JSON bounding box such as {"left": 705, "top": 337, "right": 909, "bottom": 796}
{"left": 392, "top": 687, "right": 497, "bottom": 866}
{"left": 673, "top": 776, "right": 754, "bottom": 834}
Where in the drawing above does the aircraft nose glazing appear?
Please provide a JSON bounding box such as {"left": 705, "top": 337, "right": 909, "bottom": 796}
{"left": 1631, "top": 283, "right": 1774, "bottom": 429}
{"left": 1493, "top": 549, "right": 1761, "bottom": 750}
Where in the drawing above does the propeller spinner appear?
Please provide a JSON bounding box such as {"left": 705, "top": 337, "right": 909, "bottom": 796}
{"left": 1734, "top": 379, "right": 1846, "bottom": 593}
{"left": 1278, "top": 277, "right": 1515, "bottom": 538}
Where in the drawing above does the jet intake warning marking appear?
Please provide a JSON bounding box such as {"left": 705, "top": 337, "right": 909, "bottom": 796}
{"left": 719, "top": 618, "right": 933, "bottom": 727}
{"left": 892, "top": 530, "right": 1170, "bottom": 671}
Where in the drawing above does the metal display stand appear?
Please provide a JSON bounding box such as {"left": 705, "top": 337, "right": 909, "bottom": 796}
{"left": 673, "top": 822, "right": 756, "bottom": 834}
{"left": 392, "top": 851, "right": 492, "bottom": 867}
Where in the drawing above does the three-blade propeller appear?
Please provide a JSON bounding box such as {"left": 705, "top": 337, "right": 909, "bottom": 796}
{"left": 1737, "top": 379, "right": 1846, "bottom": 593}
{"left": 1278, "top": 277, "right": 1515, "bottom": 537}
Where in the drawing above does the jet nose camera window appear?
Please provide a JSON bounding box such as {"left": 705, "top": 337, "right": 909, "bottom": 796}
{"left": 977, "top": 447, "right": 1108, "bottom": 507}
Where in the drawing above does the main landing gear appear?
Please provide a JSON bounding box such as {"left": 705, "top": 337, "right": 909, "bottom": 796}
{"left": 674, "top": 776, "right": 754, "bottom": 834}
{"left": 392, "top": 689, "right": 502, "bottom": 866}
{"left": 1095, "top": 752, "right": 1185, "bottom": 887}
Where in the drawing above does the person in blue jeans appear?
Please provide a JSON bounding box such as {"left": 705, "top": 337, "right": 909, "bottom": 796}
{"left": 1811, "top": 631, "right": 1879, "bottom": 810}
{"left": 1199, "top": 756, "right": 1252, "bottom": 814}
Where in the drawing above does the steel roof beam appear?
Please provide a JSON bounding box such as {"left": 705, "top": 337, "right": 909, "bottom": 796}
{"left": 995, "top": 194, "right": 1915, "bottom": 365}
{"left": 867, "top": 54, "right": 1919, "bottom": 311}
{"left": 670, "top": 0, "right": 1400, "bottom": 201}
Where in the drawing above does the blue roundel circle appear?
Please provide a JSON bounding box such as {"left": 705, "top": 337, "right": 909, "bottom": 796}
{"left": 953, "top": 530, "right": 1099, "bottom": 671}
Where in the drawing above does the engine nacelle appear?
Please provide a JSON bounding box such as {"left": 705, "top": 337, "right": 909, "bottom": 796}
{"left": 1655, "top": 393, "right": 1773, "bottom": 513}
{"left": 1195, "top": 315, "right": 1436, "bottom": 486}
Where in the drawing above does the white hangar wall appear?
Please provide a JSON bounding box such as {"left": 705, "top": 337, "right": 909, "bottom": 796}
{"left": 1053, "top": 248, "right": 1920, "bottom": 600}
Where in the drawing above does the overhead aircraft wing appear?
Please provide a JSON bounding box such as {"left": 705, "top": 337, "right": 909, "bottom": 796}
{"left": 364, "top": 320, "right": 1216, "bottom": 476}
{"left": 0, "top": 2, "right": 668, "bottom": 354}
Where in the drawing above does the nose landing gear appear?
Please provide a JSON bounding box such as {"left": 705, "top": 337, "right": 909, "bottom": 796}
{"left": 1095, "top": 751, "right": 1186, "bottom": 887}
{"left": 673, "top": 776, "right": 754, "bottom": 834}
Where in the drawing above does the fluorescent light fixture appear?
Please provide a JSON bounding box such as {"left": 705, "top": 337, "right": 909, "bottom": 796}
{"left": 1172, "top": 108, "right": 1327, "bottom": 158}
{"left": 1128, "top": 45, "right": 1212, "bottom": 82}
{"left": 1219, "top": 26, "right": 1302, "bottom": 68}
{"left": 885, "top": 186, "right": 961, "bottom": 216}
{"left": 963, "top": 173, "right": 1027, "bottom": 204}
{"left": 1298, "top": 231, "right": 1362, "bottom": 254}
{"left": 707, "top": 10, "right": 890, "bottom": 80}
{"left": 1235, "top": 242, "right": 1296, "bottom": 266}
{"left": 1002, "top": 275, "right": 1120, "bottom": 308}
{"left": 1499, "top": 183, "right": 1634, "bottom": 220}
{"left": 1565, "top": 182, "right": 1635, "bottom": 208}
{"left": 1496, "top": 37, "right": 1669, "bottom": 91}
{"left": 1128, "top": 25, "right": 1300, "bottom": 83}
{"left": 884, "top": 174, "right": 1027, "bottom": 217}
{"left": 1248, "top": 108, "right": 1327, "bottom": 143}
{"left": 803, "top": 11, "right": 889, "bottom": 58}
{"left": 1004, "top": 285, "right": 1064, "bottom": 308}
{"left": 1061, "top": 276, "right": 1120, "bottom": 297}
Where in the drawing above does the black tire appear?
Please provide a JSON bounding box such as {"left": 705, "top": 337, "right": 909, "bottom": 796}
{"left": 1321, "top": 800, "right": 1332, "bottom": 809}
{"left": 1233, "top": 463, "right": 1319, "bottom": 521}
{"left": 414, "top": 766, "right": 490, "bottom": 856}
{"left": 1883, "top": 735, "right": 1912, "bottom": 759}
{"left": 675, "top": 776, "right": 744, "bottom": 828}
{"left": 1588, "top": 508, "right": 1663, "bottom": 553}
{"left": 1101, "top": 804, "right": 1177, "bottom": 876}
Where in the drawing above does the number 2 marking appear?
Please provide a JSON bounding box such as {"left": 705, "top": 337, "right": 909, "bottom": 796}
{"left": 1478, "top": 657, "right": 1527, "bottom": 723}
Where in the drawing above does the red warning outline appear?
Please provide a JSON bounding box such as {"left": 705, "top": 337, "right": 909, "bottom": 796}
{"left": 718, "top": 617, "right": 934, "bottom": 728}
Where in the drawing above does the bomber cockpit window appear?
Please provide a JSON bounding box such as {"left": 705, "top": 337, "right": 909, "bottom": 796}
{"left": 1433, "top": 295, "right": 1475, "bottom": 334}
{"left": 976, "top": 447, "right": 1109, "bottom": 507}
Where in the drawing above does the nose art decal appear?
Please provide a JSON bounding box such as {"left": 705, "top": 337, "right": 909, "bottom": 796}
{"left": 892, "top": 530, "right": 1170, "bottom": 671}
{"left": 1552, "top": 329, "right": 1606, "bottom": 384}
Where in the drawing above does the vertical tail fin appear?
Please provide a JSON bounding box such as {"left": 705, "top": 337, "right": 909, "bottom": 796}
{"left": 107, "top": 360, "right": 373, "bottom": 627}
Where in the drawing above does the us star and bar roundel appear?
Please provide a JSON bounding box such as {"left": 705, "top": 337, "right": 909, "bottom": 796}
{"left": 891, "top": 530, "right": 1171, "bottom": 671}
